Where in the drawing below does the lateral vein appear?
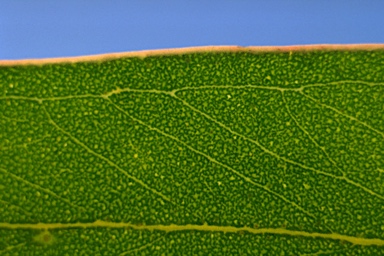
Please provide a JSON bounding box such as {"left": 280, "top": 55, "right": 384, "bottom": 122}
{"left": 0, "top": 167, "right": 85, "bottom": 211}
{"left": 281, "top": 92, "right": 384, "bottom": 200}
{"left": 171, "top": 93, "right": 384, "bottom": 201}
{"left": 106, "top": 98, "right": 315, "bottom": 219}
{"left": 41, "top": 104, "right": 173, "bottom": 205}
{"left": 300, "top": 91, "right": 384, "bottom": 139}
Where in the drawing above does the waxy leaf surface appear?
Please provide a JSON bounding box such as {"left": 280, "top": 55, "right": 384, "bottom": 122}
{"left": 0, "top": 48, "right": 384, "bottom": 255}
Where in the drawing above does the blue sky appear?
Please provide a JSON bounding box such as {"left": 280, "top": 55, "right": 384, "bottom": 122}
{"left": 1, "top": 0, "right": 384, "bottom": 60}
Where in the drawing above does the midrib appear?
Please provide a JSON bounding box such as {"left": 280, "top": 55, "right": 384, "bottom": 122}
{"left": 1, "top": 221, "right": 383, "bottom": 246}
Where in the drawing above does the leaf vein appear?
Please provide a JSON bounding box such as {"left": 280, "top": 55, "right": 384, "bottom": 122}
{"left": 106, "top": 98, "right": 315, "bottom": 219}
{"left": 172, "top": 92, "right": 384, "bottom": 201}
{"left": 1, "top": 221, "right": 383, "bottom": 247}
{"left": 300, "top": 91, "right": 384, "bottom": 139}
{"left": 281, "top": 91, "right": 384, "bottom": 201}
{"left": 0, "top": 167, "right": 84, "bottom": 211}
{"left": 40, "top": 105, "right": 173, "bottom": 205}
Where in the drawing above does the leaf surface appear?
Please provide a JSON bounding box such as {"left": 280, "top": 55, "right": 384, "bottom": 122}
{"left": 1, "top": 46, "right": 384, "bottom": 255}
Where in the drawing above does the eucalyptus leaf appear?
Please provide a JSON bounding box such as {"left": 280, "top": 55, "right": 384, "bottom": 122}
{"left": 1, "top": 46, "right": 384, "bottom": 255}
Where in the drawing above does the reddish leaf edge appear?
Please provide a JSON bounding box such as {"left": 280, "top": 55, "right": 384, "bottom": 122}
{"left": 1, "top": 44, "right": 384, "bottom": 66}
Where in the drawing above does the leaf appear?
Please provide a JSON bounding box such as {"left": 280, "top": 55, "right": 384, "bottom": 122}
{"left": 0, "top": 46, "right": 384, "bottom": 255}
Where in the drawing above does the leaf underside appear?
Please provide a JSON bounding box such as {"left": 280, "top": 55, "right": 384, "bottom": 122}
{"left": 0, "top": 49, "right": 384, "bottom": 255}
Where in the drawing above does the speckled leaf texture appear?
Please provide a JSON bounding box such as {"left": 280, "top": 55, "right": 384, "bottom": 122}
{"left": 0, "top": 46, "right": 384, "bottom": 255}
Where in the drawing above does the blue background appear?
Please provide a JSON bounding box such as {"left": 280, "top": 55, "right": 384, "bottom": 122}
{"left": 1, "top": 0, "right": 384, "bottom": 60}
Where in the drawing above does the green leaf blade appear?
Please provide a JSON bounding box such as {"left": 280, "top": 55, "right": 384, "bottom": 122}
{"left": 1, "top": 46, "right": 384, "bottom": 255}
